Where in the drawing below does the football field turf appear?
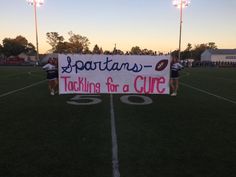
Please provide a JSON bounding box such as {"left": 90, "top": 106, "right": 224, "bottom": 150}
{"left": 0, "top": 66, "right": 236, "bottom": 177}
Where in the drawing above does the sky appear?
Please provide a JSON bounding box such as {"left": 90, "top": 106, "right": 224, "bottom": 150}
{"left": 0, "top": 0, "right": 236, "bottom": 54}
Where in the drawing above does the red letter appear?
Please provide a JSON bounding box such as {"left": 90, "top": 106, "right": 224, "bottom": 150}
{"left": 134, "top": 75, "right": 144, "bottom": 93}
{"left": 156, "top": 77, "right": 166, "bottom": 94}
{"left": 61, "top": 76, "right": 70, "bottom": 92}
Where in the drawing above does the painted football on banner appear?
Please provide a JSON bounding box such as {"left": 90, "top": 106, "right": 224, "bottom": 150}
{"left": 155, "top": 59, "right": 168, "bottom": 71}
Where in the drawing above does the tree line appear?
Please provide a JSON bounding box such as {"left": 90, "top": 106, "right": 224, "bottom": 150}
{"left": 172, "top": 42, "right": 218, "bottom": 60}
{"left": 0, "top": 36, "right": 36, "bottom": 57}
{"left": 0, "top": 31, "right": 218, "bottom": 61}
{"left": 45, "top": 31, "right": 159, "bottom": 56}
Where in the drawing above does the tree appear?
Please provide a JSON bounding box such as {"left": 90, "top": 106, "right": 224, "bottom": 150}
{"left": 68, "top": 31, "right": 90, "bottom": 53}
{"left": 112, "top": 46, "right": 124, "bottom": 55}
{"left": 26, "top": 43, "right": 36, "bottom": 54}
{"left": 185, "top": 43, "right": 192, "bottom": 52}
{"left": 130, "top": 46, "right": 142, "bottom": 55}
{"left": 104, "top": 50, "right": 112, "bottom": 55}
{"left": 181, "top": 43, "right": 193, "bottom": 59}
{"left": 2, "top": 35, "right": 35, "bottom": 57}
{"left": 92, "top": 44, "right": 101, "bottom": 54}
{"left": 112, "top": 46, "right": 117, "bottom": 55}
{"left": 142, "top": 48, "right": 149, "bottom": 55}
{"left": 192, "top": 42, "right": 217, "bottom": 60}
{"left": 46, "top": 31, "right": 90, "bottom": 54}
{"left": 192, "top": 43, "right": 208, "bottom": 61}
{"left": 207, "top": 42, "right": 217, "bottom": 49}
{"left": 46, "top": 32, "right": 64, "bottom": 52}
{"left": 142, "top": 49, "right": 155, "bottom": 55}
{"left": 115, "top": 49, "right": 124, "bottom": 55}
{"left": 83, "top": 47, "right": 92, "bottom": 54}
{"left": 171, "top": 50, "right": 179, "bottom": 58}
{"left": 0, "top": 44, "right": 3, "bottom": 55}
{"left": 99, "top": 47, "right": 103, "bottom": 54}
{"left": 171, "top": 42, "right": 218, "bottom": 61}
{"left": 55, "top": 42, "right": 73, "bottom": 53}
{"left": 15, "top": 35, "right": 28, "bottom": 46}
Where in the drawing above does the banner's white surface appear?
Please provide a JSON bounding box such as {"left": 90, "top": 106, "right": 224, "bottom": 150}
{"left": 58, "top": 54, "right": 170, "bottom": 94}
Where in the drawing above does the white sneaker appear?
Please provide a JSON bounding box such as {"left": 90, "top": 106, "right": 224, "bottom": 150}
{"left": 171, "top": 92, "right": 177, "bottom": 96}
{"left": 50, "top": 91, "right": 55, "bottom": 96}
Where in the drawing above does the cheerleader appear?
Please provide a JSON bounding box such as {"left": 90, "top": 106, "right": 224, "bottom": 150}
{"left": 43, "top": 58, "right": 58, "bottom": 95}
{"left": 170, "top": 56, "right": 183, "bottom": 96}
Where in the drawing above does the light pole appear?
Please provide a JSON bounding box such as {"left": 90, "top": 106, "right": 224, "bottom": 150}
{"left": 173, "top": 0, "right": 190, "bottom": 60}
{"left": 27, "top": 0, "right": 44, "bottom": 62}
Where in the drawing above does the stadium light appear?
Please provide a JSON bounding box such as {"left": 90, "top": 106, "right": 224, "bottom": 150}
{"left": 173, "top": 0, "right": 190, "bottom": 60}
{"left": 27, "top": 0, "right": 44, "bottom": 62}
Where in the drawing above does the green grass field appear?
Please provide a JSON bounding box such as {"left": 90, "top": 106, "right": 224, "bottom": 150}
{"left": 0, "top": 66, "right": 236, "bottom": 177}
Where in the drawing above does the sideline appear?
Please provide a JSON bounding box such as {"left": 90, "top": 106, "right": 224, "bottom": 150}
{"left": 0, "top": 80, "right": 46, "bottom": 98}
{"left": 110, "top": 94, "right": 121, "bottom": 177}
{"left": 180, "top": 82, "right": 236, "bottom": 105}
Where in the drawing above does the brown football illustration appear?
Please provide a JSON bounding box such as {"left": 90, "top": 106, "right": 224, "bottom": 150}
{"left": 155, "top": 59, "right": 168, "bottom": 71}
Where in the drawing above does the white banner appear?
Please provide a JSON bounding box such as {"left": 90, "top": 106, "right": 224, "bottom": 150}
{"left": 58, "top": 54, "right": 170, "bottom": 94}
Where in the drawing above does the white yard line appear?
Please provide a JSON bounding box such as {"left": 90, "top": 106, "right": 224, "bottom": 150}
{"left": 180, "top": 82, "right": 236, "bottom": 105}
{"left": 110, "top": 94, "right": 121, "bottom": 177}
{"left": 0, "top": 80, "right": 46, "bottom": 98}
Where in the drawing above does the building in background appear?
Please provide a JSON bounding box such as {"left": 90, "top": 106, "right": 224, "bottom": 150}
{"left": 201, "top": 49, "right": 236, "bottom": 63}
{"left": 0, "top": 52, "right": 39, "bottom": 65}
{"left": 18, "top": 52, "right": 36, "bottom": 62}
